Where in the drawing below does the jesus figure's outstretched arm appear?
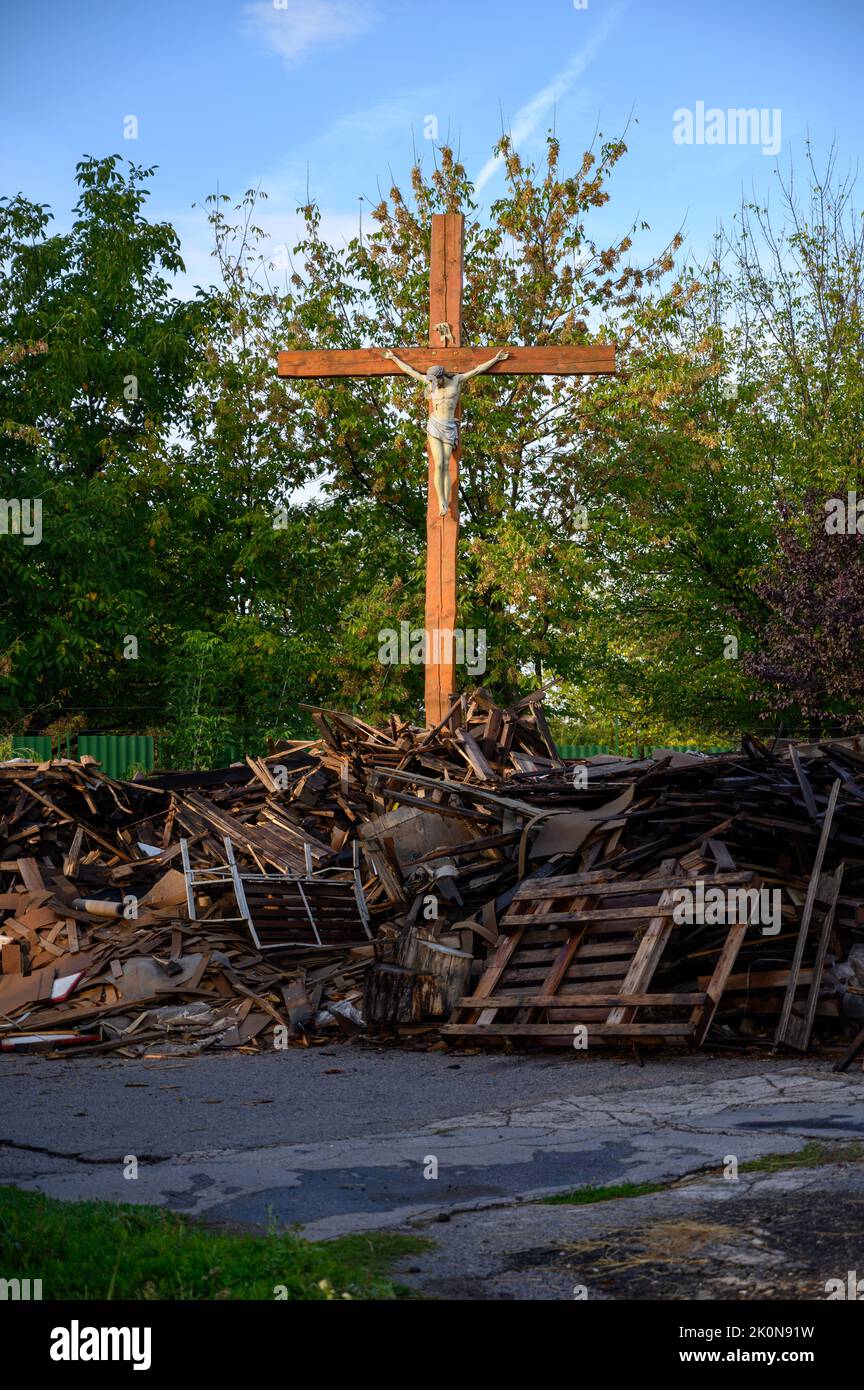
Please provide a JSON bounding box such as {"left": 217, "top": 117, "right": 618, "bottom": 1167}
{"left": 381, "top": 349, "right": 428, "bottom": 384}
{"left": 459, "top": 349, "right": 510, "bottom": 381}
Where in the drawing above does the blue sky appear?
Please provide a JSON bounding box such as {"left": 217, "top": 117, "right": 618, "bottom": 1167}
{"left": 1, "top": 0, "right": 862, "bottom": 293}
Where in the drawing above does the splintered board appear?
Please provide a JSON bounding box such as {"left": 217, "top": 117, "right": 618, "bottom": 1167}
{"left": 443, "top": 869, "right": 762, "bottom": 1046}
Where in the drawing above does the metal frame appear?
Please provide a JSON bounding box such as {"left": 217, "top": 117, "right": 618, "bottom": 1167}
{"left": 180, "top": 835, "right": 372, "bottom": 951}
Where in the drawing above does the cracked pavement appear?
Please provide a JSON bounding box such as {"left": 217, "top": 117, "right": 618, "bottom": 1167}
{"left": 393, "top": 1161, "right": 864, "bottom": 1300}
{"left": 1, "top": 1050, "right": 861, "bottom": 1263}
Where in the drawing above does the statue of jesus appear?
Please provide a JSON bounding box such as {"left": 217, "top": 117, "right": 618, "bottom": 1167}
{"left": 382, "top": 348, "right": 510, "bottom": 515}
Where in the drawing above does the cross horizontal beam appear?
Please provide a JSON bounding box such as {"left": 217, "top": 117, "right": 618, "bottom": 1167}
{"left": 277, "top": 345, "right": 615, "bottom": 379}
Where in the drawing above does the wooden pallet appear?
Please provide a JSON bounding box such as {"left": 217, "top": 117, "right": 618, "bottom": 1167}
{"left": 443, "top": 868, "right": 762, "bottom": 1045}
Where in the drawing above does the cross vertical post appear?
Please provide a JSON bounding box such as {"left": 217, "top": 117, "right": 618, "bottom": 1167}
{"left": 425, "top": 213, "right": 464, "bottom": 728}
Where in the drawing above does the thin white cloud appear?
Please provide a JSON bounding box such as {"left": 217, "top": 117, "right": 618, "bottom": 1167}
{"left": 242, "top": 0, "right": 378, "bottom": 67}
{"left": 474, "top": 3, "right": 625, "bottom": 193}
{"left": 239, "top": 85, "right": 439, "bottom": 225}
{"left": 331, "top": 91, "right": 432, "bottom": 139}
{"left": 165, "top": 86, "right": 438, "bottom": 298}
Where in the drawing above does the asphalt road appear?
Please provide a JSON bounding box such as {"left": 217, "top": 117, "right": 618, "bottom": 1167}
{"left": 0, "top": 1047, "right": 805, "bottom": 1154}
{"left": 1, "top": 1049, "right": 861, "bottom": 1255}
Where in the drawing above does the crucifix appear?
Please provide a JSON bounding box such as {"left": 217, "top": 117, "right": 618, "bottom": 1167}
{"left": 277, "top": 213, "right": 615, "bottom": 727}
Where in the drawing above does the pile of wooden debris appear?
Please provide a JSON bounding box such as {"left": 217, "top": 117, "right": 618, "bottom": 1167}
{"left": 2, "top": 692, "right": 864, "bottom": 1063}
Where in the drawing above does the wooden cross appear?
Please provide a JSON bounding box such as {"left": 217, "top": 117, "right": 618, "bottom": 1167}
{"left": 277, "top": 213, "right": 615, "bottom": 727}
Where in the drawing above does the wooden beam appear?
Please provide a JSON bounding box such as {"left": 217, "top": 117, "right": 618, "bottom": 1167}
{"left": 784, "top": 864, "right": 844, "bottom": 1052}
{"left": 775, "top": 779, "right": 840, "bottom": 1046}
{"left": 833, "top": 1021, "right": 864, "bottom": 1073}
{"left": 605, "top": 877, "right": 678, "bottom": 1027}
{"left": 442, "top": 1022, "right": 695, "bottom": 1037}
{"left": 276, "top": 344, "right": 616, "bottom": 378}
{"left": 425, "top": 213, "right": 463, "bottom": 728}
{"left": 456, "top": 992, "right": 708, "bottom": 1010}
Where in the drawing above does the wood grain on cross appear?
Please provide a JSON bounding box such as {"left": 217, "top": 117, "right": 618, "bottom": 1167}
{"left": 277, "top": 212, "right": 615, "bottom": 727}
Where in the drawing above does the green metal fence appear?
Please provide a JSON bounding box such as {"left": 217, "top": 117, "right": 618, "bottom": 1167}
{"left": 558, "top": 742, "right": 732, "bottom": 759}
{"left": 8, "top": 727, "right": 311, "bottom": 776}
{"left": 77, "top": 734, "right": 156, "bottom": 779}
{"left": 11, "top": 735, "right": 54, "bottom": 761}
{"left": 558, "top": 743, "right": 619, "bottom": 758}
{"left": 9, "top": 732, "right": 732, "bottom": 775}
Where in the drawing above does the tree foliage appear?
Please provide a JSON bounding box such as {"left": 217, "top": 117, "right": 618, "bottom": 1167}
{"left": 1, "top": 139, "right": 862, "bottom": 750}
{"left": 743, "top": 496, "right": 864, "bottom": 733}
{"left": 0, "top": 156, "right": 199, "bottom": 726}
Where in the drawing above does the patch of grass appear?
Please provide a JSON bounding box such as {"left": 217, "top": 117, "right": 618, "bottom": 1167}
{"left": 0, "top": 1186, "right": 432, "bottom": 1300}
{"left": 537, "top": 1143, "right": 864, "bottom": 1210}
{"left": 740, "top": 1141, "right": 864, "bottom": 1174}
{"left": 540, "top": 1180, "right": 667, "bottom": 1206}
{"left": 0, "top": 739, "right": 42, "bottom": 762}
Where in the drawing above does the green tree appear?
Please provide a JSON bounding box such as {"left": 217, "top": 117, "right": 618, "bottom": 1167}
{"left": 0, "top": 155, "right": 199, "bottom": 729}
{"left": 558, "top": 144, "right": 864, "bottom": 742}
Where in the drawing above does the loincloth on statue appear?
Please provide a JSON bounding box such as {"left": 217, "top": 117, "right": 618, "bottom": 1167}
{"left": 427, "top": 417, "right": 459, "bottom": 446}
